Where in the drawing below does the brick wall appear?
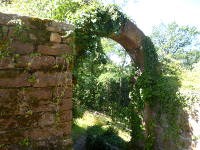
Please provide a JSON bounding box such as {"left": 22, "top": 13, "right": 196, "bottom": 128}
{"left": 0, "top": 12, "right": 73, "bottom": 149}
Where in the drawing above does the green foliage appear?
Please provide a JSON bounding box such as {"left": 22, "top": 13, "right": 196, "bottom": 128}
{"left": 0, "top": 25, "right": 12, "bottom": 59}
{"left": 86, "top": 125, "right": 127, "bottom": 150}
{"left": 0, "top": 0, "right": 57, "bottom": 19}
{"left": 151, "top": 22, "right": 200, "bottom": 68}
{"left": 67, "top": 2, "right": 130, "bottom": 127}
{"left": 19, "top": 138, "right": 30, "bottom": 146}
{"left": 0, "top": 39, "right": 11, "bottom": 59}
{"left": 130, "top": 36, "right": 188, "bottom": 149}
{"left": 138, "top": 37, "right": 159, "bottom": 106}
{"left": 28, "top": 75, "right": 37, "bottom": 83}
{"left": 0, "top": 0, "right": 13, "bottom": 4}
{"left": 181, "top": 61, "right": 200, "bottom": 91}
{"left": 0, "top": 144, "right": 5, "bottom": 148}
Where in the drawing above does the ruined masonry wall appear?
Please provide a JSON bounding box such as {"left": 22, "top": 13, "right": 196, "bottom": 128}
{"left": 0, "top": 12, "right": 74, "bottom": 149}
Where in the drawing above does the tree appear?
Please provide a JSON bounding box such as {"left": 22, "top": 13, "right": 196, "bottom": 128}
{"left": 150, "top": 22, "right": 200, "bottom": 68}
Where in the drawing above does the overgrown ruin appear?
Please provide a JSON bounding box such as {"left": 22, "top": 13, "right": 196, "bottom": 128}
{"left": 0, "top": 12, "right": 199, "bottom": 150}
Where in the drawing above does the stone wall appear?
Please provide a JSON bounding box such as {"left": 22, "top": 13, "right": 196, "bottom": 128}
{"left": 0, "top": 12, "right": 74, "bottom": 149}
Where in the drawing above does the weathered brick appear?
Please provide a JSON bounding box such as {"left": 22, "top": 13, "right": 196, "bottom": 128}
{"left": 37, "top": 43, "right": 72, "bottom": 56}
{"left": 0, "top": 71, "right": 31, "bottom": 88}
{"left": 0, "top": 105, "right": 20, "bottom": 116}
{"left": 59, "top": 110, "right": 72, "bottom": 123}
{"left": 50, "top": 32, "right": 61, "bottom": 43}
{"left": 17, "top": 88, "right": 53, "bottom": 113}
{"left": 35, "top": 111, "right": 72, "bottom": 128}
{"left": 25, "top": 126, "right": 67, "bottom": 140}
{"left": 55, "top": 56, "right": 69, "bottom": 69}
{"left": 33, "top": 71, "right": 72, "bottom": 87}
{"left": 18, "top": 88, "right": 52, "bottom": 101}
{"left": 52, "top": 97, "right": 72, "bottom": 112}
{"left": 24, "top": 128, "right": 51, "bottom": 140}
{"left": 38, "top": 113, "right": 55, "bottom": 127}
{"left": 16, "top": 56, "right": 56, "bottom": 70}
{"left": 0, "top": 113, "right": 40, "bottom": 130}
{"left": 53, "top": 87, "right": 73, "bottom": 99}
{"left": 8, "top": 26, "right": 15, "bottom": 38}
{"left": 0, "top": 89, "right": 20, "bottom": 115}
{"left": 0, "top": 89, "right": 18, "bottom": 102}
{"left": 18, "top": 102, "right": 54, "bottom": 115}
{"left": 58, "top": 98, "right": 73, "bottom": 111}
{"left": 46, "top": 22, "right": 74, "bottom": 32}
{"left": 0, "top": 57, "right": 14, "bottom": 69}
{"left": 57, "top": 121, "right": 71, "bottom": 135}
{"left": 11, "top": 40, "right": 34, "bottom": 55}
{"left": 0, "top": 118, "right": 18, "bottom": 130}
{"left": 30, "top": 103, "right": 54, "bottom": 113}
{"left": 0, "top": 130, "right": 25, "bottom": 144}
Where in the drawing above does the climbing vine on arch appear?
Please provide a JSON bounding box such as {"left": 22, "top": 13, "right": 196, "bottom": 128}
{"left": 53, "top": 0, "right": 184, "bottom": 149}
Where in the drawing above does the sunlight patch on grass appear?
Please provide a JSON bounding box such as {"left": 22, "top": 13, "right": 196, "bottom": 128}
{"left": 73, "top": 111, "right": 131, "bottom": 142}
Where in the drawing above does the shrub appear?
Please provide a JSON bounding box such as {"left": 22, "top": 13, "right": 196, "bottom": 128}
{"left": 86, "top": 125, "right": 127, "bottom": 150}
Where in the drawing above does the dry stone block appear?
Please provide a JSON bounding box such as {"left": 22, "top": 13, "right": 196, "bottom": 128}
{"left": 18, "top": 102, "right": 54, "bottom": 114}
{"left": 16, "top": 56, "right": 56, "bottom": 70}
{"left": 0, "top": 89, "right": 18, "bottom": 102}
{"left": 38, "top": 112, "right": 55, "bottom": 127}
{"left": 59, "top": 110, "right": 72, "bottom": 123}
{"left": 53, "top": 87, "right": 73, "bottom": 111}
{"left": 0, "top": 90, "right": 20, "bottom": 116}
{"left": 58, "top": 98, "right": 73, "bottom": 111}
{"left": 50, "top": 32, "right": 61, "bottom": 43}
{"left": 18, "top": 88, "right": 52, "bottom": 101}
{"left": 26, "top": 127, "right": 59, "bottom": 140}
{"left": 55, "top": 56, "right": 69, "bottom": 69}
{"left": 17, "top": 88, "right": 53, "bottom": 113}
{"left": 52, "top": 98, "right": 72, "bottom": 112}
{"left": 0, "top": 71, "right": 31, "bottom": 87}
{"left": 11, "top": 40, "right": 34, "bottom": 55}
{"left": 0, "top": 57, "right": 14, "bottom": 69}
{"left": 33, "top": 71, "right": 72, "bottom": 87}
{"left": 38, "top": 43, "right": 72, "bottom": 56}
{"left": 0, "top": 89, "right": 20, "bottom": 116}
{"left": 0, "top": 117, "right": 18, "bottom": 130}
{"left": 53, "top": 87, "right": 73, "bottom": 99}
{"left": 29, "top": 33, "right": 37, "bottom": 40}
{"left": 37, "top": 111, "right": 71, "bottom": 127}
{"left": 0, "top": 113, "right": 40, "bottom": 130}
{"left": 46, "top": 22, "right": 74, "bottom": 32}
{"left": 0, "top": 130, "right": 25, "bottom": 144}
{"left": 57, "top": 121, "right": 71, "bottom": 135}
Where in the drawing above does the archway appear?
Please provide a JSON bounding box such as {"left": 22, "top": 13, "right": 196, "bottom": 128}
{"left": 72, "top": 13, "right": 161, "bottom": 148}
{"left": 71, "top": 6, "right": 181, "bottom": 148}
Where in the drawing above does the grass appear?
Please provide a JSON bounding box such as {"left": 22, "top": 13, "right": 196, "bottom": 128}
{"left": 72, "top": 110, "right": 131, "bottom": 142}
{"left": 181, "top": 62, "right": 200, "bottom": 92}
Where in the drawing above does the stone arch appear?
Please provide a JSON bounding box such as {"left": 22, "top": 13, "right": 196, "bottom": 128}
{"left": 111, "top": 20, "right": 145, "bottom": 71}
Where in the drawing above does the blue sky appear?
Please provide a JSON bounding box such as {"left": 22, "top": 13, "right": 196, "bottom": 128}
{"left": 122, "top": 0, "right": 200, "bottom": 35}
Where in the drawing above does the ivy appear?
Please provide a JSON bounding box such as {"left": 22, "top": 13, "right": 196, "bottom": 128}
{"left": 138, "top": 37, "right": 185, "bottom": 149}
{"left": 53, "top": 1, "right": 184, "bottom": 149}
